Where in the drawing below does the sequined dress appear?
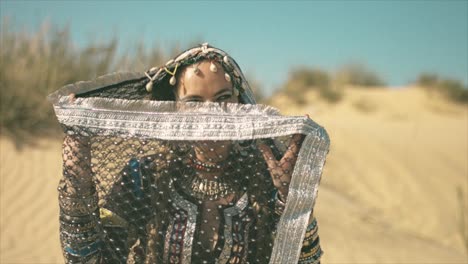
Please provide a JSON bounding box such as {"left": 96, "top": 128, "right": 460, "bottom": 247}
{"left": 58, "top": 150, "right": 323, "bottom": 264}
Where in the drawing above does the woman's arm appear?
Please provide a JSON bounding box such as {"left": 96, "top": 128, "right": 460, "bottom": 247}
{"left": 272, "top": 191, "right": 323, "bottom": 264}
{"left": 298, "top": 213, "right": 323, "bottom": 264}
{"left": 59, "top": 135, "right": 102, "bottom": 263}
{"left": 258, "top": 135, "right": 323, "bottom": 263}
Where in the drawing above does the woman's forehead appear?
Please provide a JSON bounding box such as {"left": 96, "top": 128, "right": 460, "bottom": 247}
{"left": 178, "top": 61, "right": 233, "bottom": 96}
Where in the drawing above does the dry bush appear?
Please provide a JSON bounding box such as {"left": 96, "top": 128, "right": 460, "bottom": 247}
{"left": 281, "top": 67, "right": 342, "bottom": 104}
{"left": 0, "top": 19, "right": 180, "bottom": 147}
{"left": 335, "top": 63, "right": 385, "bottom": 87}
{"left": 275, "top": 63, "right": 385, "bottom": 105}
{"left": 416, "top": 73, "right": 468, "bottom": 104}
{"left": 1, "top": 20, "right": 118, "bottom": 146}
{"left": 416, "top": 73, "right": 439, "bottom": 87}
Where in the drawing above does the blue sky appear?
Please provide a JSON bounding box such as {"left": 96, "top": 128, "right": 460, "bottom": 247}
{"left": 2, "top": 0, "right": 467, "bottom": 94}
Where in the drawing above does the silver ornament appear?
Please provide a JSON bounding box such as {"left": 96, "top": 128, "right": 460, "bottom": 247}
{"left": 202, "top": 43, "right": 209, "bottom": 53}
{"left": 145, "top": 81, "right": 153, "bottom": 92}
{"left": 224, "top": 73, "right": 231, "bottom": 82}
{"left": 169, "top": 76, "right": 177, "bottom": 85}
{"left": 165, "top": 59, "right": 174, "bottom": 66}
{"left": 210, "top": 62, "right": 218, "bottom": 73}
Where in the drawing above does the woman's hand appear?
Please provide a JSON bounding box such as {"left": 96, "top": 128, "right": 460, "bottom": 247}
{"left": 257, "top": 114, "right": 309, "bottom": 201}
{"left": 62, "top": 134, "right": 94, "bottom": 195}
{"left": 258, "top": 133, "right": 305, "bottom": 201}
{"left": 61, "top": 93, "right": 94, "bottom": 195}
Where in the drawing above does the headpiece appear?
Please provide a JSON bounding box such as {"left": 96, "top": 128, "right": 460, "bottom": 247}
{"left": 144, "top": 43, "right": 256, "bottom": 104}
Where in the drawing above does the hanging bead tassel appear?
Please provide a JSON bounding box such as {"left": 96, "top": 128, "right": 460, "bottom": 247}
{"left": 146, "top": 81, "right": 154, "bottom": 92}
{"left": 164, "top": 63, "right": 179, "bottom": 86}
{"left": 210, "top": 62, "right": 218, "bottom": 73}
{"left": 144, "top": 71, "right": 154, "bottom": 92}
{"left": 169, "top": 76, "right": 177, "bottom": 85}
{"left": 225, "top": 73, "right": 231, "bottom": 82}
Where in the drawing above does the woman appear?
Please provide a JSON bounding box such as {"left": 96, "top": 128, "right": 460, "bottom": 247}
{"left": 57, "top": 44, "right": 324, "bottom": 263}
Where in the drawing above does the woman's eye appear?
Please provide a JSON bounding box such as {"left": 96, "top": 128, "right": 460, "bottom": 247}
{"left": 216, "top": 94, "right": 232, "bottom": 102}
{"left": 185, "top": 98, "right": 202, "bottom": 102}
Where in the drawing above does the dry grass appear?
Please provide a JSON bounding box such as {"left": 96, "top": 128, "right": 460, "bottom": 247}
{"left": 0, "top": 19, "right": 183, "bottom": 148}
{"left": 335, "top": 63, "right": 386, "bottom": 87}
{"left": 281, "top": 67, "right": 342, "bottom": 104}
{"left": 278, "top": 63, "right": 386, "bottom": 106}
{"left": 416, "top": 73, "right": 468, "bottom": 103}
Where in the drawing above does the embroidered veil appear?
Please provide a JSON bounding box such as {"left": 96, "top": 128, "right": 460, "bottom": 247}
{"left": 49, "top": 45, "right": 329, "bottom": 264}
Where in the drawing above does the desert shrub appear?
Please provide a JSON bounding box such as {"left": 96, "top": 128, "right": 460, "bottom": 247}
{"left": 0, "top": 19, "right": 180, "bottom": 147}
{"left": 335, "top": 63, "right": 385, "bottom": 87}
{"left": 276, "top": 63, "right": 385, "bottom": 105}
{"left": 281, "top": 67, "right": 342, "bottom": 104}
{"left": 416, "top": 73, "right": 439, "bottom": 87}
{"left": 416, "top": 73, "right": 468, "bottom": 103}
{"left": 290, "top": 67, "right": 330, "bottom": 90}
{"left": 0, "top": 20, "right": 119, "bottom": 145}
{"left": 437, "top": 79, "right": 468, "bottom": 103}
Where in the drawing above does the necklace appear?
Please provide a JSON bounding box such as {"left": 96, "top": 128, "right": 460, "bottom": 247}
{"left": 178, "top": 171, "right": 237, "bottom": 201}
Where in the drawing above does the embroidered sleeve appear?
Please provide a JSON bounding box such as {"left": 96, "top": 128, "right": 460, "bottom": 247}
{"left": 58, "top": 179, "right": 103, "bottom": 263}
{"left": 59, "top": 135, "right": 104, "bottom": 263}
{"left": 59, "top": 147, "right": 152, "bottom": 263}
{"left": 298, "top": 215, "right": 323, "bottom": 264}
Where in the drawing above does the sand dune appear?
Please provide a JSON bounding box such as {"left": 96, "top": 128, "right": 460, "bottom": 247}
{"left": 0, "top": 86, "right": 467, "bottom": 263}
{"left": 270, "top": 86, "right": 468, "bottom": 263}
{"left": 0, "top": 138, "right": 63, "bottom": 263}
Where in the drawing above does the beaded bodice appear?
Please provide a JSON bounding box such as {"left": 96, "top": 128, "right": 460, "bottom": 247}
{"left": 92, "top": 154, "right": 275, "bottom": 264}
{"left": 161, "top": 179, "right": 253, "bottom": 264}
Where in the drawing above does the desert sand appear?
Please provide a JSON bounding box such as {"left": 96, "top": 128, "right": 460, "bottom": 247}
{"left": 1, "top": 86, "right": 467, "bottom": 263}
{"left": 270, "top": 86, "right": 468, "bottom": 263}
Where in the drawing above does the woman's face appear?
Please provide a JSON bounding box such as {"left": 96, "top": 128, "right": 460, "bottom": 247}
{"left": 176, "top": 60, "right": 238, "bottom": 163}
{"left": 175, "top": 60, "right": 238, "bottom": 103}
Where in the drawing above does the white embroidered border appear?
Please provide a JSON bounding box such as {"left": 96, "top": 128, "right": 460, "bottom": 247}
{"left": 269, "top": 134, "right": 329, "bottom": 263}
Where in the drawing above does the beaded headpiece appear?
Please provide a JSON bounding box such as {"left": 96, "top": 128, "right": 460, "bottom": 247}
{"left": 144, "top": 43, "right": 256, "bottom": 104}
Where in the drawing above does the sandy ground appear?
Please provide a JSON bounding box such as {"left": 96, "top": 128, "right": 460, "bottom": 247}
{"left": 0, "top": 86, "right": 467, "bottom": 263}
{"left": 0, "top": 138, "right": 63, "bottom": 263}
{"left": 271, "top": 86, "right": 468, "bottom": 263}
